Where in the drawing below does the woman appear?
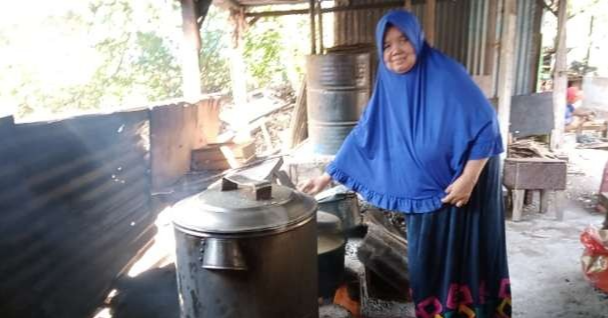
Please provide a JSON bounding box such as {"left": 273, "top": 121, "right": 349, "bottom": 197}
{"left": 300, "top": 10, "right": 511, "bottom": 317}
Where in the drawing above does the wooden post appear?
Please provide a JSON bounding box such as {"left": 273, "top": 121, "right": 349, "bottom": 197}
{"left": 496, "top": 0, "right": 517, "bottom": 154}
{"left": 180, "top": 0, "right": 202, "bottom": 102}
{"left": 485, "top": 0, "right": 498, "bottom": 77}
{"left": 309, "top": 0, "right": 317, "bottom": 54}
{"left": 404, "top": 0, "right": 412, "bottom": 11}
{"left": 229, "top": 9, "right": 248, "bottom": 106}
{"left": 551, "top": 0, "right": 568, "bottom": 150}
{"left": 424, "top": 0, "right": 436, "bottom": 46}
{"left": 317, "top": 0, "right": 324, "bottom": 53}
{"left": 512, "top": 189, "right": 525, "bottom": 221}
{"left": 540, "top": 189, "right": 550, "bottom": 213}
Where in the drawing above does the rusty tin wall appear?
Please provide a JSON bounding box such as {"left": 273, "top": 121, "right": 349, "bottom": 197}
{"left": 0, "top": 111, "right": 156, "bottom": 318}
{"left": 333, "top": 0, "right": 542, "bottom": 96}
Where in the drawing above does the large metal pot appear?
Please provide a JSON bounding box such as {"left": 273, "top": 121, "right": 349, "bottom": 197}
{"left": 171, "top": 175, "right": 319, "bottom": 318}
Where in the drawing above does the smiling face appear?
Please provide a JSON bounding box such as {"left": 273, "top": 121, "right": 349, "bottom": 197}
{"left": 383, "top": 26, "right": 417, "bottom": 74}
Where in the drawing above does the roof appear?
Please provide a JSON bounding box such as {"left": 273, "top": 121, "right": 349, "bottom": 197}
{"left": 213, "top": 0, "right": 307, "bottom": 9}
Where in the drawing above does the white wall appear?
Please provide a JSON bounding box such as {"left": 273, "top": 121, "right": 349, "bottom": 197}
{"left": 583, "top": 76, "right": 608, "bottom": 114}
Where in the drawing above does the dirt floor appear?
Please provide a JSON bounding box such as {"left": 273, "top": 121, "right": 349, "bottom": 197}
{"left": 95, "top": 140, "right": 608, "bottom": 318}
{"left": 507, "top": 144, "right": 608, "bottom": 318}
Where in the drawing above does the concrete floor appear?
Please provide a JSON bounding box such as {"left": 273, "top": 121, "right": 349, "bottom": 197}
{"left": 96, "top": 146, "right": 608, "bottom": 318}
{"left": 507, "top": 147, "right": 608, "bottom": 318}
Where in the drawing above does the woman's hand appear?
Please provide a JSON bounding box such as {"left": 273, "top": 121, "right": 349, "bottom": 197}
{"left": 441, "top": 174, "right": 477, "bottom": 207}
{"left": 442, "top": 158, "right": 488, "bottom": 208}
{"left": 298, "top": 173, "right": 332, "bottom": 195}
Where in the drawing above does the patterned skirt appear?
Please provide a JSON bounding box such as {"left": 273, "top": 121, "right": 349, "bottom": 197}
{"left": 404, "top": 156, "right": 511, "bottom": 318}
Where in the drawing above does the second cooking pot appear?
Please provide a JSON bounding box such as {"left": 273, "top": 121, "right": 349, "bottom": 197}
{"left": 317, "top": 211, "right": 346, "bottom": 299}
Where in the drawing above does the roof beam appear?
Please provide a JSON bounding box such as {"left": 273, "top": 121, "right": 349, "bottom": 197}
{"left": 245, "top": 1, "right": 405, "bottom": 18}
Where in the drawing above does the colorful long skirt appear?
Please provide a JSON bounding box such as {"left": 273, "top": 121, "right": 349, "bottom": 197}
{"left": 404, "top": 156, "right": 511, "bottom": 318}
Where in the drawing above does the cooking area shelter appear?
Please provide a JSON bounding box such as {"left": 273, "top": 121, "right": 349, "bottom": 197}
{"left": 2, "top": 1, "right": 608, "bottom": 318}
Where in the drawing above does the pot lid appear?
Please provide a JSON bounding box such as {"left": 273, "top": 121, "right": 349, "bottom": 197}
{"left": 315, "top": 184, "right": 356, "bottom": 203}
{"left": 172, "top": 175, "right": 316, "bottom": 235}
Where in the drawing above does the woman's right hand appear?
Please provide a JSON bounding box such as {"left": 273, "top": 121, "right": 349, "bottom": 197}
{"left": 298, "top": 173, "right": 332, "bottom": 195}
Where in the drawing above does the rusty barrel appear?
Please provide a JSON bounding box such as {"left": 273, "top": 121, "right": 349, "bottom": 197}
{"left": 306, "top": 53, "right": 371, "bottom": 155}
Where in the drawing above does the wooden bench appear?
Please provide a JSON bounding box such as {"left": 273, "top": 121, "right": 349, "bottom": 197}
{"left": 503, "top": 158, "right": 568, "bottom": 221}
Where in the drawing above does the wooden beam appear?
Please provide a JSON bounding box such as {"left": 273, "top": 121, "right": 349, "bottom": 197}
{"left": 309, "top": 0, "right": 316, "bottom": 54}
{"left": 551, "top": 0, "right": 567, "bottom": 150}
{"left": 424, "top": 0, "right": 436, "bottom": 46}
{"left": 180, "top": 0, "right": 202, "bottom": 102}
{"left": 485, "top": 0, "right": 499, "bottom": 77}
{"left": 404, "top": 0, "right": 413, "bottom": 11}
{"left": 496, "top": 0, "right": 518, "bottom": 153}
{"left": 229, "top": 9, "right": 248, "bottom": 106}
{"left": 317, "top": 0, "right": 324, "bottom": 53}
{"left": 246, "top": 1, "right": 405, "bottom": 18}
{"left": 530, "top": 1, "right": 544, "bottom": 92}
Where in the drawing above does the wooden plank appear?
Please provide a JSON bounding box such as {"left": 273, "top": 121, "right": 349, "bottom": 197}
{"left": 150, "top": 104, "right": 197, "bottom": 190}
{"left": 194, "top": 97, "right": 222, "bottom": 147}
{"left": 287, "top": 78, "right": 308, "bottom": 149}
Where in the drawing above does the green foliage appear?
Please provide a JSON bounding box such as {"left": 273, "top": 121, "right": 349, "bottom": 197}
{"left": 0, "top": 1, "right": 309, "bottom": 119}
{"left": 243, "top": 19, "right": 287, "bottom": 89}
{"left": 1, "top": 0, "right": 184, "bottom": 119}
{"left": 199, "top": 7, "right": 231, "bottom": 94}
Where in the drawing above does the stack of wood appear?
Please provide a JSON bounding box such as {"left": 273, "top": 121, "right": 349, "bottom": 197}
{"left": 357, "top": 209, "right": 409, "bottom": 297}
{"left": 191, "top": 140, "right": 256, "bottom": 171}
{"left": 508, "top": 138, "right": 559, "bottom": 159}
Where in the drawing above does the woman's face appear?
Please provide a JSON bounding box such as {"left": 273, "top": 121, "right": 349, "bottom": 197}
{"left": 383, "top": 26, "right": 417, "bottom": 74}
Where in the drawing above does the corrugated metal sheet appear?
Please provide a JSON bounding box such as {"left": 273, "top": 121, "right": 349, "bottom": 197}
{"left": 0, "top": 111, "right": 156, "bottom": 318}
{"left": 435, "top": 0, "right": 470, "bottom": 66}
{"left": 333, "top": 0, "right": 473, "bottom": 69}
{"left": 514, "top": 0, "right": 542, "bottom": 95}
{"left": 333, "top": 0, "right": 541, "bottom": 97}
{"left": 333, "top": 0, "right": 402, "bottom": 47}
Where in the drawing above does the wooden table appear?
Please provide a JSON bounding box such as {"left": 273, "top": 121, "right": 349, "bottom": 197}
{"left": 503, "top": 158, "right": 568, "bottom": 221}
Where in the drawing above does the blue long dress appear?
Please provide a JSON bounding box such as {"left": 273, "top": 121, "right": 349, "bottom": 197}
{"left": 326, "top": 10, "right": 511, "bottom": 317}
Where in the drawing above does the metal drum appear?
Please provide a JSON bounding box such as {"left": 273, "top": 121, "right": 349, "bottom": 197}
{"left": 306, "top": 53, "right": 371, "bottom": 155}
{"left": 171, "top": 175, "right": 318, "bottom": 318}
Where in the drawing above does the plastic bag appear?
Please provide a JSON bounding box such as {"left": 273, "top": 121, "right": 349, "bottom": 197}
{"left": 580, "top": 225, "right": 608, "bottom": 293}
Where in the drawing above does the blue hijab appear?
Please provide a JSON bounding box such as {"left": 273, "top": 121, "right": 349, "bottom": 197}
{"left": 326, "top": 10, "right": 503, "bottom": 213}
